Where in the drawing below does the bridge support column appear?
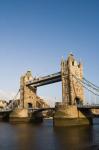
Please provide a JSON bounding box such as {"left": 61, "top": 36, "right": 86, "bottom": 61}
{"left": 53, "top": 103, "right": 93, "bottom": 126}
{"left": 9, "top": 108, "right": 29, "bottom": 122}
{"left": 29, "top": 111, "right": 43, "bottom": 123}
{"left": 9, "top": 108, "right": 44, "bottom": 123}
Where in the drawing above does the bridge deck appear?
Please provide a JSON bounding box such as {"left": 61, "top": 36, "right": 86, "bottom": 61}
{"left": 28, "top": 107, "right": 55, "bottom": 112}
{"left": 0, "top": 109, "right": 12, "bottom": 113}
{"left": 0, "top": 107, "right": 55, "bottom": 113}
{"left": 26, "top": 72, "right": 61, "bottom": 87}
{"left": 77, "top": 104, "right": 99, "bottom": 109}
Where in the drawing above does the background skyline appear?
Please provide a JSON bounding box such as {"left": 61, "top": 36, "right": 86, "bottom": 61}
{"left": 0, "top": 0, "right": 99, "bottom": 105}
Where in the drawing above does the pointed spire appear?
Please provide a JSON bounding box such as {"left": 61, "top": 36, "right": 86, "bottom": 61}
{"left": 61, "top": 56, "right": 64, "bottom": 62}
{"left": 70, "top": 51, "right": 73, "bottom": 55}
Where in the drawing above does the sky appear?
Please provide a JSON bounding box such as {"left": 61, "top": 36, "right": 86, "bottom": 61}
{"left": 0, "top": 0, "right": 99, "bottom": 105}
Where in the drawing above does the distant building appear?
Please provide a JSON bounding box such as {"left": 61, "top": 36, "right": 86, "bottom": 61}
{"left": 0, "top": 100, "right": 8, "bottom": 109}
{"left": 8, "top": 99, "right": 20, "bottom": 109}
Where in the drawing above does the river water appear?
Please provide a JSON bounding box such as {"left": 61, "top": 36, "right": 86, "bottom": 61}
{"left": 0, "top": 119, "right": 99, "bottom": 150}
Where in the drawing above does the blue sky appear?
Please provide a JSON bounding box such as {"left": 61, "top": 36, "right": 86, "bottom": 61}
{"left": 0, "top": 0, "right": 99, "bottom": 104}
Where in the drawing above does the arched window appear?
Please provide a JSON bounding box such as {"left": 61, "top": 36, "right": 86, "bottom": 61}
{"left": 28, "top": 103, "right": 32, "bottom": 108}
{"left": 72, "top": 61, "right": 74, "bottom": 66}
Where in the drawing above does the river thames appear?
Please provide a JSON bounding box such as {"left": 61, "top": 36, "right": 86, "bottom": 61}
{"left": 0, "top": 119, "right": 99, "bottom": 150}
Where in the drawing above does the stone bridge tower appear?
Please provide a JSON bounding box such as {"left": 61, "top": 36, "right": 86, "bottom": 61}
{"left": 20, "top": 71, "right": 48, "bottom": 109}
{"left": 61, "top": 54, "right": 84, "bottom": 105}
{"left": 54, "top": 54, "right": 93, "bottom": 126}
{"left": 20, "top": 71, "right": 37, "bottom": 108}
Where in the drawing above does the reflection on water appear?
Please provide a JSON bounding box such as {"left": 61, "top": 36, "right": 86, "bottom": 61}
{"left": 0, "top": 120, "right": 99, "bottom": 150}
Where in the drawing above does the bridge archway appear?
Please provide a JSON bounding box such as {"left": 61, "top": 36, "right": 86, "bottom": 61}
{"left": 37, "top": 82, "right": 62, "bottom": 106}
{"left": 28, "top": 103, "right": 33, "bottom": 109}
{"left": 74, "top": 96, "right": 82, "bottom": 105}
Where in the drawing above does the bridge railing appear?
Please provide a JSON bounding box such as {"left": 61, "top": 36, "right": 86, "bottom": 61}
{"left": 77, "top": 104, "right": 99, "bottom": 108}
{"left": 26, "top": 72, "right": 61, "bottom": 85}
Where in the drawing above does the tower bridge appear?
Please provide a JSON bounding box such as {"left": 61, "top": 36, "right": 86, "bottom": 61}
{"left": 0, "top": 53, "right": 99, "bottom": 126}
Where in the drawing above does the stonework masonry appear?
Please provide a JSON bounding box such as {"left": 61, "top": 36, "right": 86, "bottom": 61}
{"left": 20, "top": 71, "right": 49, "bottom": 109}
{"left": 9, "top": 53, "right": 93, "bottom": 125}
{"left": 61, "top": 54, "right": 84, "bottom": 105}
{"left": 54, "top": 54, "right": 92, "bottom": 126}
{"left": 54, "top": 105, "right": 91, "bottom": 126}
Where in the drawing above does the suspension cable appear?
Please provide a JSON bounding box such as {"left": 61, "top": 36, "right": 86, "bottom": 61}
{"left": 83, "top": 77, "right": 99, "bottom": 89}
{"left": 72, "top": 74, "right": 99, "bottom": 97}
{"left": 71, "top": 71, "right": 99, "bottom": 92}
{"left": 13, "top": 89, "right": 20, "bottom": 101}
{"left": 7, "top": 89, "right": 20, "bottom": 109}
{"left": 83, "top": 77, "right": 99, "bottom": 92}
{"left": 72, "top": 74, "right": 99, "bottom": 92}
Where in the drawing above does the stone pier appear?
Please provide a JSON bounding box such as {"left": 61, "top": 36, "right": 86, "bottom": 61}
{"left": 53, "top": 103, "right": 92, "bottom": 126}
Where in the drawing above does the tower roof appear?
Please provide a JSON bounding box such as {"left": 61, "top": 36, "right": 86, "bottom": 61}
{"left": 68, "top": 53, "right": 75, "bottom": 61}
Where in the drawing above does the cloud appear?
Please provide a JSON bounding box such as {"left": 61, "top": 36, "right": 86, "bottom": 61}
{"left": 0, "top": 89, "right": 17, "bottom": 101}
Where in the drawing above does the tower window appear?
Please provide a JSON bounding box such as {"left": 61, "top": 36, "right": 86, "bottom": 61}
{"left": 72, "top": 61, "right": 74, "bottom": 66}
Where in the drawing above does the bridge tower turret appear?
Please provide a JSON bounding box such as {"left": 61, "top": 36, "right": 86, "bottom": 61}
{"left": 20, "top": 71, "right": 37, "bottom": 108}
{"left": 61, "top": 54, "right": 84, "bottom": 105}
